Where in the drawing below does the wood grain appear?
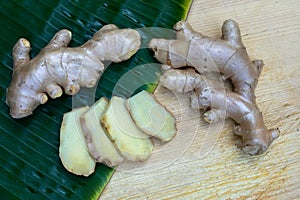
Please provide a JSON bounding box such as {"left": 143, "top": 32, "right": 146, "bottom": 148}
{"left": 100, "top": 0, "right": 300, "bottom": 199}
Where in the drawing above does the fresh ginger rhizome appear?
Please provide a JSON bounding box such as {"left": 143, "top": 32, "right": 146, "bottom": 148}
{"left": 149, "top": 19, "right": 279, "bottom": 155}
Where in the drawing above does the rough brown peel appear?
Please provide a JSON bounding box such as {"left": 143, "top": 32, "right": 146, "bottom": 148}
{"left": 6, "top": 24, "right": 141, "bottom": 118}
{"left": 149, "top": 20, "right": 279, "bottom": 155}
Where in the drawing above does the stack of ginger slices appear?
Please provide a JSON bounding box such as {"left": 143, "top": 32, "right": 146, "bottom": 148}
{"left": 59, "top": 90, "right": 177, "bottom": 176}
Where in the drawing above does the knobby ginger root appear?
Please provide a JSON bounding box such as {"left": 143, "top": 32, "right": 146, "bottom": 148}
{"left": 149, "top": 20, "right": 263, "bottom": 103}
{"left": 161, "top": 69, "right": 279, "bottom": 155}
{"left": 149, "top": 20, "right": 279, "bottom": 155}
{"left": 6, "top": 24, "right": 141, "bottom": 118}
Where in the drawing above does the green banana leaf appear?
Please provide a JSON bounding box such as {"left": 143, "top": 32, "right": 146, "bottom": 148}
{"left": 0, "top": 0, "right": 192, "bottom": 199}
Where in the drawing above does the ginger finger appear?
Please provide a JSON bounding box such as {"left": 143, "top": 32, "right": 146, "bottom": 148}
{"left": 160, "top": 69, "right": 279, "bottom": 155}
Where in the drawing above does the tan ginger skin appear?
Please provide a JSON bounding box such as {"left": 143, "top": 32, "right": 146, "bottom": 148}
{"left": 149, "top": 20, "right": 279, "bottom": 155}
{"left": 6, "top": 24, "right": 141, "bottom": 118}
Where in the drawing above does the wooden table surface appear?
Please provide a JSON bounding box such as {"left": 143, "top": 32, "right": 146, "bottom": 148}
{"left": 100, "top": 0, "right": 300, "bottom": 199}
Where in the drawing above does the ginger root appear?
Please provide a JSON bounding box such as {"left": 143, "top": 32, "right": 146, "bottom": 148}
{"left": 149, "top": 20, "right": 263, "bottom": 103}
{"left": 149, "top": 20, "right": 279, "bottom": 155}
{"left": 6, "top": 24, "right": 141, "bottom": 118}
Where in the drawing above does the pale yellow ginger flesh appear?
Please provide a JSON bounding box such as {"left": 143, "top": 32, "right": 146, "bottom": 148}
{"left": 149, "top": 20, "right": 279, "bottom": 155}
{"left": 101, "top": 96, "right": 153, "bottom": 162}
{"left": 6, "top": 24, "right": 141, "bottom": 118}
{"left": 127, "top": 90, "right": 177, "bottom": 142}
{"left": 59, "top": 106, "right": 96, "bottom": 177}
{"left": 80, "top": 98, "right": 123, "bottom": 167}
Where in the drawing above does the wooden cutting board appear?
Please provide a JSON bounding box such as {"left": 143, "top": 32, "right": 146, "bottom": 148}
{"left": 101, "top": 0, "right": 300, "bottom": 199}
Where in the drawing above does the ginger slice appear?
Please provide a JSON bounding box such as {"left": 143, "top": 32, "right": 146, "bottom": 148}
{"left": 80, "top": 98, "right": 123, "bottom": 167}
{"left": 101, "top": 96, "right": 153, "bottom": 162}
{"left": 127, "top": 90, "right": 176, "bottom": 142}
{"left": 59, "top": 106, "right": 95, "bottom": 176}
